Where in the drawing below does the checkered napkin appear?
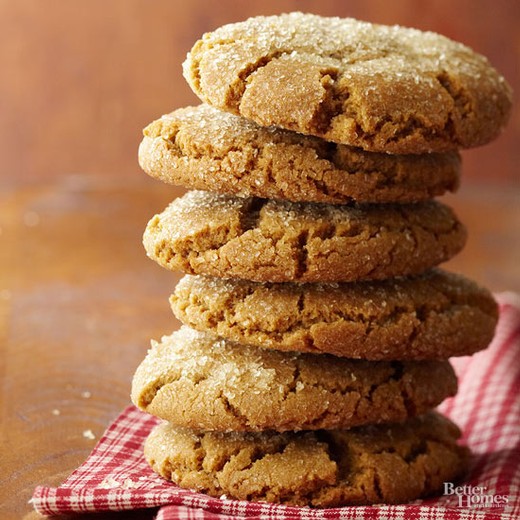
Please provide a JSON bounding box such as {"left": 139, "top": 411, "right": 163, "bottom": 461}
{"left": 32, "top": 292, "right": 520, "bottom": 519}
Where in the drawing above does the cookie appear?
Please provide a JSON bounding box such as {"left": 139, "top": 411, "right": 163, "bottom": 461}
{"left": 131, "top": 326, "right": 457, "bottom": 432}
{"left": 143, "top": 190, "right": 466, "bottom": 283}
{"left": 183, "top": 13, "right": 512, "bottom": 153}
{"left": 170, "top": 269, "right": 498, "bottom": 360}
{"left": 139, "top": 105, "right": 460, "bottom": 204}
{"left": 145, "top": 412, "right": 469, "bottom": 506}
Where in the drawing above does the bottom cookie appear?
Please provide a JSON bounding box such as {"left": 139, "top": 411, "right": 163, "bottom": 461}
{"left": 144, "top": 412, "right": 469, "bottom": 507}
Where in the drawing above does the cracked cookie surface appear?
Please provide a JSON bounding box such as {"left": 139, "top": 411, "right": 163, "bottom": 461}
{"left": 183, "top": 13, "right": 512, "bottom": 153}
{"left": 139, "top": 104, "right": 460, "bottom": 204}
{"left": 171, "top": 269, "right": 498, "bottom": 360}
{"left": 142, "top": 190, "right": 466, "bottom": 283}
{"left": 131, "top": 326, "right": 457, "bottom": 432}
{"left": 145, "top": 412, "right": 469, "bottom": 506}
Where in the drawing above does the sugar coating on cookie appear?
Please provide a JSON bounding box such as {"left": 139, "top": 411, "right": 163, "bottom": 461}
{"left": 131, "top": 326, "right": 457, "bottom": 432}
{"left": 139, "top": 104, "right": 460, "bottom": 203}
{"left": 171, "top": 269, "right": 498, "bottom": 360}
{"left": 184, "top": 13, "right": 512, "bottom": 153}
{"left": 144, "top": 412, "right": 469, "bottom": 506}
{"left": 142, "top": 190, "right": 466, "bottom": 283}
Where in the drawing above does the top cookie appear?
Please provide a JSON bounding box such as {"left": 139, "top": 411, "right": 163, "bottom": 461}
{"left": 183, "top": 13, "right": 512, "bottom": 153}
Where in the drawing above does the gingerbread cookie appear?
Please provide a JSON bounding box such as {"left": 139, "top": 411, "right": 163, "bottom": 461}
{"left": 145, "top": 412, "right": 469, "bottom": 506}
{"left": 170, "top": 269, "right": 498, "bottom": 359}
{"left": 143, "top": 190, "right": 466, "bottom": 283}
{"left": 139, "top": 105, "right": 460, "bottom": 203}
{"left": 184, "top": 13, "right": 512, "bottom": 153}
{"left": 131, "top": 327, "right": 457, "bottom": 432}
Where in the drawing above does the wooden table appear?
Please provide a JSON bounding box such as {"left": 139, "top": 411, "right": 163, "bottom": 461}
{"left": 1, "top": 176, "right": 519, "bottom": 519}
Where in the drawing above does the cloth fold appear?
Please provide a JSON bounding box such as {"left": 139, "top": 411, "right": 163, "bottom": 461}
{"left": 32, "top": 293, "right": 520, "bottom": 519}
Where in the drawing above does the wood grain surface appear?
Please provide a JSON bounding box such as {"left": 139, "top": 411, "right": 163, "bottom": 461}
{"left": 1, "top": 176, "right": 519, "bottom": 519}
{"left": 0, "top": 178, "right": 182, "bottom": 519}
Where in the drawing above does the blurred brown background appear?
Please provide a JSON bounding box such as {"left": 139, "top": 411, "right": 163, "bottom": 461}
{"left": 1, "top": 0, "right": 519, "bottom": 185}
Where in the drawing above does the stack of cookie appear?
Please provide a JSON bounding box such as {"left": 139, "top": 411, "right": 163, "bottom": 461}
{"left": 131, "top": 13, "right": 511, "bottom": 507}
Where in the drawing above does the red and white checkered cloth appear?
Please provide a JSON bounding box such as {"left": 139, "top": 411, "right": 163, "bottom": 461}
{"left": 32, "top": 292, "right": 520, "bottom": 519}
